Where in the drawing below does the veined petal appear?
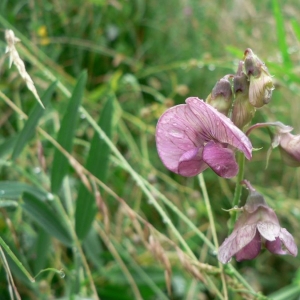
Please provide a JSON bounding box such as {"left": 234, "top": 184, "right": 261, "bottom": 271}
{"left": 265, "top": 228, "right": 297, "bottom": 256}
{"left": 156, "top": 104, "right": 205, "bottom": 174}
{"left": 279, "top": 228, "right": 297, "bottom": 256}
{"left": 279, "top": 132, "right": 300, "bottom": 167}
{"left": 186, "top": 97, "right": 252, "bottom": 160}
{"left": 178, "top": 147, "right": 208, "bottom": 176}
{"left": 257, "top": 222, "right": 280, "bottom": 241}
{"left": 203, "top": 141, "right": 238, "bottom": 178}
{"left": 218, "top": 224, "right": 257, "bottom": 264}
{"left": 236, "top": 230, "right": 261, "bottom": 261}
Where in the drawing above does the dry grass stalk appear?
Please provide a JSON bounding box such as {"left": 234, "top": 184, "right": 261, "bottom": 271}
{"left": 93, "top": 180, "right": 110, "bottom": 233}
{"left": 176, "top": 247, "right": 205, "bottom": 282}
{"left": 148, "top": 235, "right": 172, "bottom": 297}
{"left": 5, "top": 29, "right": 45, "bottom": 109}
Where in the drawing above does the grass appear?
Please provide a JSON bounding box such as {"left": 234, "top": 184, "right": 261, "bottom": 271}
{"left": 0, "top": 0, "right": 299, "bottom": 299}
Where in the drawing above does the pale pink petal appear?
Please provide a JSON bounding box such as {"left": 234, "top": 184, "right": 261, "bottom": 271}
{"left": 280, "top": 228, "right": 298, "bottom": 256}
{"left": 236, "top": 230, "right": 261, "bottom": 261}
{"left": 186, "top": 97, "right": 252, "bottom": 160}
{"left": 279, "top": 132, "right": 300, "bottom": 167}
{"left": 156, "top": 104, "right": 204, "bottom": 174}
{"left": 202, "top": 141, "right": 238, "bottom": 178}
{"left": 218, "top": 224, "right": 257, "bottom": 264}
{"left": 257, "top": 222, "right": 280, "bottom": 241}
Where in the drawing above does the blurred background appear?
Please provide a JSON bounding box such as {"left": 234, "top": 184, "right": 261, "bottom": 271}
{"left": 0, "top": 0, "right": 299, "bottom": 299}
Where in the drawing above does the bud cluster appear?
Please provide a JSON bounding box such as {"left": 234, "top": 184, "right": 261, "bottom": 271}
{"left": 206, "top": 48, "right": 274, "bottom": 129}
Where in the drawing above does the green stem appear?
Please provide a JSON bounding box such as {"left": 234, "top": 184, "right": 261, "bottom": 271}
{"left": 198, "top": 174, "right": 228, "bottom": 300}
{"left": 0, "top": 237, "right": 35, "bottom": 283}
{"left": 228, "top": 152, "right": 245, "bottom": 233}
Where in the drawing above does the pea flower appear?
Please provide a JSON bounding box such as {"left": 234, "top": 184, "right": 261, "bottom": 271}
{"left": 244, "top": 48, "right": 274, "bottom": 108}
{"left": 155, "top": 97, "right": 252, "bottom": 178}
{"left": 218, "top": 180, "right": 298, "bottom": 264}
{"left": 246, "top": 122, "right": 300, "bottom": 167}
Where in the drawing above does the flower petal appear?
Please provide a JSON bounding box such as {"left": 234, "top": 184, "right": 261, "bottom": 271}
{"left": 178, "top": 147, "right": 208, "bottom": 177}
{"left": 203, "top": 141, "right": 238, "bottom": 178}
{"left": 235, "top": 230, "right": 261, "bottom": 261}
{"left": 265, "top": 228, "right": 298, "bottom": 257}
{"left": 156, "top": 104, "right": 205, "bottom": 174}
{"left": 279, "top": 132, "right": 300, "bottom": 167}
{"left": 280, "top": 228, "right": 298, "bottom": 256}
{"left": 186, "top": 97, "right": 252, "bottom": 160}
{"left": 218, "top": 224, "right": 257, "bottom": 264}
{"left": 257, "top": 222, "right": 280, "bottom": 241}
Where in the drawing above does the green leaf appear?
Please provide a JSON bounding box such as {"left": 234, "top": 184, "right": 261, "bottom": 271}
{"left": 33, "top": 228, "right": 51, "bottom": 274}
{"left": 272, "top": 0, "right": 292, "bottom": 69}
{"left": 75, "top": 93, "right": 114, "bottom": 239}
{"left": 51, "top": 71, "right": 87, "bottom": 193}
{"left": 12, "top": 81, "right": 57, "bottom": 160}
{"left": 0, "top": 237, "right": 35, "bottom": 283}
{"left": 0, "top": 135, "right": 18, "bottom": 159}
{"left": 0, "top": 181, "right": 49, "bottom": 201}
{"left": 22, "top": 192, "right": 73, "bottom": 246}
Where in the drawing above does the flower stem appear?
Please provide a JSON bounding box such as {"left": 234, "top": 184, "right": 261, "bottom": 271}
{"left": 198, "top": 174, "right": 228, "bottom": 300}
{"left": 228, "top": 151, "right": 245, "bottom": 233}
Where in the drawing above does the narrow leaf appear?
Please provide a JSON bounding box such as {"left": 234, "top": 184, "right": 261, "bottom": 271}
{"left": 12, "top": 81, "right": 57, "bottom": 160}
{"left": 272, "top": 0, "right": 292, "bottom": 69}
{"left": 0, "top": 237, "right": 35, "bottom": 283}
{"left": 51, "top": 71, "right": 87, "bottom": 193}
{"left": 0, "top": 181, "right": 49, "bottom": 201}
{"left": 75, "top": 93, "right": 114, "bottom": 239}
{"left": 33, "top": 228, "right": 51, "bottom": 274}
{"left": 22, "top": 192, "right": 73, "bottom": 246}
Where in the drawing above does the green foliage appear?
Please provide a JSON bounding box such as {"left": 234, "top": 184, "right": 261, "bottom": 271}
{"left": 0, "top": 0, "right": 299, "bottom": 299}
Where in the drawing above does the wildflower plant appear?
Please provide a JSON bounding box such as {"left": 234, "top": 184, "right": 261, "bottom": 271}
{"left": 156, "top": 48, "right": 298, "bottom": 268}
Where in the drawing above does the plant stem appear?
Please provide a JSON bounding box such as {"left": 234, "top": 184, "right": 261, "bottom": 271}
{"left": 228, "top": 152, "right": 245, "bottom": 233}
{"left": 198, "top": 174, "right": 228, "bottom": 300}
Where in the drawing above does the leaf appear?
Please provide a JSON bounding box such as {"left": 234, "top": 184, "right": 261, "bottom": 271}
{"left": 272, "top": 0, "right": 292, "bottom": 69}
{"left": 0, "top": 135, "right": 18, "bottom": 159}
{"left": 0, "top": 181, "right": 49, "bottom": 201}
{"left": 75, "top": 93, "right": 114, "bottom": 239}
{"left": 51, "top": 71, "right": 87, "bottom": 193}
{"left": 12, "top": 81, "right": 57, "bottom": 160}
{"left": 22, "top": 192, "right": 73, "bottom": 246}
{"left": 33, "top": 228, "right": 51, "bottom": 274}
{"left": 0, "top": 237, "right": 35, "bottom": 283}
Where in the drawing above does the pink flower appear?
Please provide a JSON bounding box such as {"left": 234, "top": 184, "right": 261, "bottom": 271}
{"left": 155, "top": 97, "right": 252, "bottom": 178}
{"left": 218, "top": 181, "right": 298, "bottom": 264}
{"left": 246, "top": 122, "right": 300, "bottom": 167}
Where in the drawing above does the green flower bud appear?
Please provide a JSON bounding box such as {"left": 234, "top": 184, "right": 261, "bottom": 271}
{"left": 206, "top": 75, "right": 233, "bottom": 116}
{"left": 244, "top": 48, "right": 274, "bottom": 108}
{"left": 232, "top": 62, "right": 255, "bottom": 129}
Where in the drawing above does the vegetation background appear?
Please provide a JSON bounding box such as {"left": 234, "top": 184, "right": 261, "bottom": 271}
{"left": 0, "top": 0, "right": 299, "bottom": 299}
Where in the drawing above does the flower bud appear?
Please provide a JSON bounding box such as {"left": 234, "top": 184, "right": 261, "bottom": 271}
{"left": 244, "top": 48, "right": 274, "bottom": 108}
{"left": 231, "top": 62, "right": 255, "bottom": 129}
{"left": 206, "top": 75, "right": 233, "bottom": 116}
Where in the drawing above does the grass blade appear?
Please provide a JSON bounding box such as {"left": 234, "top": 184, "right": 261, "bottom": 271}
{"left": 0, "top": 181, "right": 49, "bottom": 200}
{"left": 0, "top": 237, "right": 35, "bottom": 283}
{"left": 75, "top": 93, "right": 114, "bottom": 239}
{"left": 22, "top": 192, "right": 73, "bottom": 246}
{"left": 51, "top": 71, "right": 87, "bottom": 193}
{"left": 272, "top": 0, "right": 292, "bottom": 69}
{"left": 12, "top": 81, "right": 57, "bottom": 160}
